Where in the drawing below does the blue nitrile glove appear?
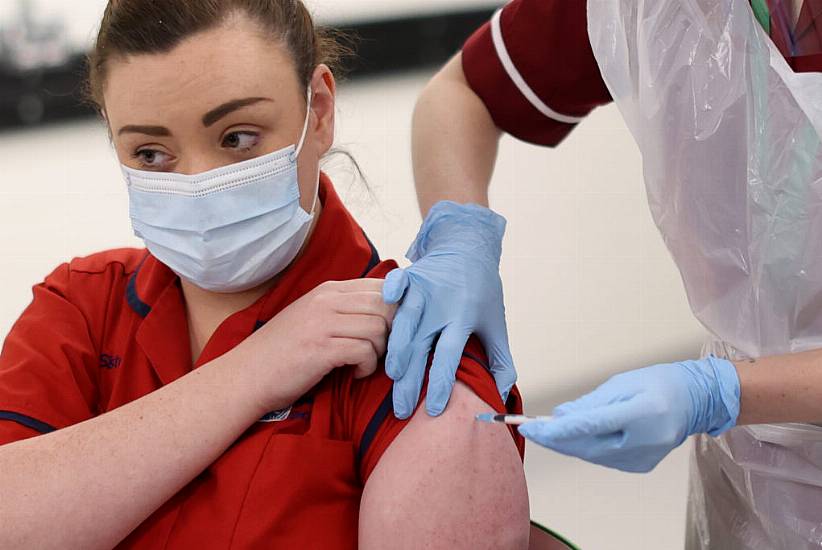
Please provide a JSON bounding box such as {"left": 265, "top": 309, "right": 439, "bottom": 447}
{"left": 518, "top": 356, "right": 740, "bottom": 473}
{"left": 383, "top": 201, "right": 516, "bottom": 419}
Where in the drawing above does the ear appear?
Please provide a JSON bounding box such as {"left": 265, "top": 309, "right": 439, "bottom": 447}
{"left": 308, "top": 64, "right": 336, "bottom": 157}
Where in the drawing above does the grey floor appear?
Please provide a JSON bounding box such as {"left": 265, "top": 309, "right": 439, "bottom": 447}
{"left": 0, "top": 70, "right": 704, "bottom": 549}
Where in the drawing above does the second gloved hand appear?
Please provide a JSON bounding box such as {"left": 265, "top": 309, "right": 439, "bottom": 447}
{"left": 518, "top": 357, "right": 740, "bottom": 473}
{"left": 383, "top": 201, "right": 516, "bottom": 419}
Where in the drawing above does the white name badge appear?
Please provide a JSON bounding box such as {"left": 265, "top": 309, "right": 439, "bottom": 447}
{"left": 258, "top": 407, "right": 292, "bottom": 423}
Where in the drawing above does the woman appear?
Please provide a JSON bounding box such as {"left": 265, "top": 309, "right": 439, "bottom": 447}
{"left": 0, "top": 2, "right": 529, "bottom": 548}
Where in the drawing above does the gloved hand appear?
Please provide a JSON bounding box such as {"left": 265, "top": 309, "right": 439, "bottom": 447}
{"left": 518, "top": 356, "right": 740, "bottom": 473}
{"left": 383, "top": 201, "right": 516, "bottom": 419}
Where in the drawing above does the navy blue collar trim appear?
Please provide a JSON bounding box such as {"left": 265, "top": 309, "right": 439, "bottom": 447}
{"left": 359, "top": 230, "right": 381, "bottom": 277}
{"left": 126, "top": 253, "right": 152, "bottom": 319}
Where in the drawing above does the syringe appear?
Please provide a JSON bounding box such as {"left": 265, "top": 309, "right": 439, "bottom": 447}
{"left": 475, "top": 413, "right": 554, "bottom": 426}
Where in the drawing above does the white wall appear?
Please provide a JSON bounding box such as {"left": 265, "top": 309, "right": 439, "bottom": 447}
{"left": 0, "top": 70, "right": 706, "bottom": 549}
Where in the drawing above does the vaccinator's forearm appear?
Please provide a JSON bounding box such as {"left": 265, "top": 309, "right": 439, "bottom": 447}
{"left": 412, "top": 54, "right": 502, "bottom": 216}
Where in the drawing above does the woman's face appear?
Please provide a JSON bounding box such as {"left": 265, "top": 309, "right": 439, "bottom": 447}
{"left": 103, "top": 14, "right": 336, "bottom": 213}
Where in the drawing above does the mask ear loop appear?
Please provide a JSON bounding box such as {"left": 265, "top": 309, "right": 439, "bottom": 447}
{"left": 292, "top": 88, "right": 321, "bottom": 216}
{"left": 292, "top": 88, "right": 313, "bottom": 160}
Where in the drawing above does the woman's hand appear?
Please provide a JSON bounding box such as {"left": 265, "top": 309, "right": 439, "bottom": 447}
{"left": 240, "top": 279, "right": 397, "bottom": 413}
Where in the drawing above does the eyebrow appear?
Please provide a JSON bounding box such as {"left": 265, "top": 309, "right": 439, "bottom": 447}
{"left": 117, "top": 125, "right": 172, "bottom": 137}
{"left": 115, "top": 97, "right": 273, "bottom": 137}
{"left": 202, "top": 97, "right": 272, "bottom": 127}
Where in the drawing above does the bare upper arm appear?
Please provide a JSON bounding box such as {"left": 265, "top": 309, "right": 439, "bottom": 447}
{"left": 358, "top": 382, "right": 530, "bottom": 549}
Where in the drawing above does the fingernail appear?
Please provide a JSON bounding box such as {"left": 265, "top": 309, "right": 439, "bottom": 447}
{"left": 393, "top": 401, "right": 411, "bottom": 420}
{"left": 426, "top": 389, "right": 449, "bottom": 416}
{"left": 426, "top": 404, "right": 444, "bottom": 417}
{"left": 385, "top": 358, "right": 397, "bottom": 379}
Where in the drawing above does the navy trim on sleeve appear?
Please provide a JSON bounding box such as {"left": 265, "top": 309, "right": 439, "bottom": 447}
{"left": 0, "top": 411, "right": 57, "bottom": 434}
{"left": 356, "top": 391, "right": 394, "bottom": 466}
{"left": 461, "top": 351, "right": 491, "bottom": 371}
{"left": 355, "top": 351, "right": 494, "bottom": 470}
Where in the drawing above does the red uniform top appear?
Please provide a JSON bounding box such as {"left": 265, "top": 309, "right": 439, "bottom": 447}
{"left": 462, "top": 0, "right": 612, "bottom": 147}
{"left": 0, "top": 176, "right": 524, "bottom": 549}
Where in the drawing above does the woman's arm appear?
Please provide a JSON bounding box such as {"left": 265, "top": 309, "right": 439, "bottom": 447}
{"left": 412, "top": 54, "right": 502, "bottom": 215}
{"left": 0, "top": 279, "right": 393, "bottom": 550}
{"left": 736, "top": 349, "right": 822, "bottom": 425}
{"left": 358, "top": 382, "right": 530, "bottom": 549}
{"left": 0, "top": 350, "right": 266, "bottom": 550}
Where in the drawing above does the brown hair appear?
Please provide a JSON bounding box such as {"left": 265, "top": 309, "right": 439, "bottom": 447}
{"left": 87, "top": 0, "right": 349, "bottom": 110}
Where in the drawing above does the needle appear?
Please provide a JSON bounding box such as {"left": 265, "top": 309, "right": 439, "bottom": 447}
{"left": 474, "top": 413, "right": 554, "bottom": 426}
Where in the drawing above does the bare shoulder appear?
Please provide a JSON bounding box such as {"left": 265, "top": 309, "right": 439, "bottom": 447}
{"left": 359, "top": 382, "right": 530, "bottom": 550}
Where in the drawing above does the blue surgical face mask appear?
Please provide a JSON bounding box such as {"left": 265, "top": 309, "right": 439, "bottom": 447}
{"left": 122, "top": 90, "right": 319, "bottom": 293}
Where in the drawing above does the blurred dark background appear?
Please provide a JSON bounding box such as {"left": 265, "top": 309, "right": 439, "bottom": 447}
{"left": 0, "top": 0, "right": 497, "bottom": 130}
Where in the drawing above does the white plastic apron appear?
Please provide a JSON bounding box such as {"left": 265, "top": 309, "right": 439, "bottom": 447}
{"left": 586, "top": 0, "right": 822, "bottom": 547}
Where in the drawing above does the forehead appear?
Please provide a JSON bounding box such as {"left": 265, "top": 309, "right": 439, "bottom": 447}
{"left": 103, "top": 17, "right": 300, "bottom": 123}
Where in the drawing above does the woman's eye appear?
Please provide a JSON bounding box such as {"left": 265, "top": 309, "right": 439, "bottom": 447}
{"left": 134, "top": 149, "right": 172, "bottom": 169}
{"left": 222, "top": 131, "right": 259, "bottom": 151}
